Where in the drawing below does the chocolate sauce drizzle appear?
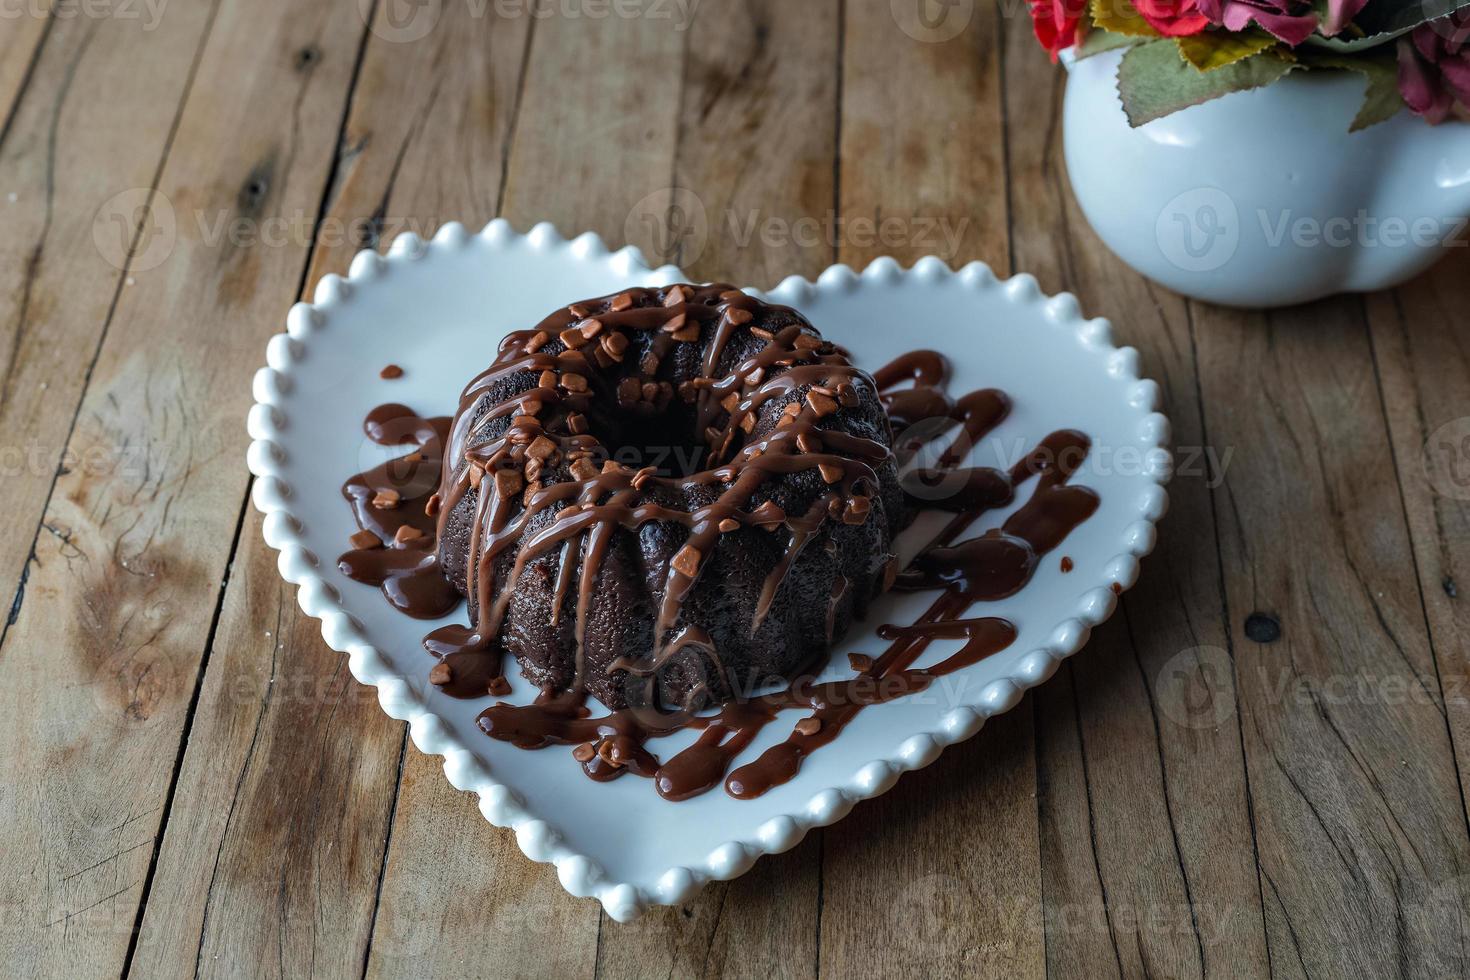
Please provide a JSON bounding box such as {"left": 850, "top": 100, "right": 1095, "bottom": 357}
{"left": 424, "top": 284, "right": 889, "bottom": 707}
{"left": 339, "top": 328, "right": 1099, "bottom": 801}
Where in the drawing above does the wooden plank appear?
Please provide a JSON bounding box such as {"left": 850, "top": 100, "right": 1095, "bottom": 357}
{"left": 299, "top": 2, "right": 534, "bottom": 288}
{"left": 0, "top": 1, "right": 373, "bottom": 977}
{"left": 822, "top": 708, "right": 1043, "bottom": 978}
{"left": 834, "top": 0, "right": 1004, "bottom": 271}
{"left": 366, "top": 749, "right": 601, "bottom": 980}
{"left": 0, "top": 1, "right": 214, "bottom": 647}
{"left": 127, "top": 525, "right": 404, "bottom": 980}
{"left": 665, "top": 0, "right": 840, "bottom": 288}
{"left": 361, "top": 10, "right": 686, "bottom": 979}
{"left": 1366, "top": 263, "right": 1470, "bottom": 747}
{"left": 0, "top": 4, "right": 49, "bottom": 133}
{"left": 497, "top": 7, "right": 686, "bottom": 239}
{"left": 818, "top": 5, "right": 1043, "bottom": 979}
{"left": 134, "top": 5, "right": 538, "bottom": 979}
{"left": 1001, "top": 15, "right": 1270, "bottom": 979}
{"left": 1364, "top": 260, "right": 1470, "bottom": 967}
{"left": 591, "top": 840, "right": 822, "bottom": 980}
{"left": 1192, "top": 291, "right": 1470, "bottom": 975}
{"left": 590, "top": 2, "right": 835, "bottom": 975}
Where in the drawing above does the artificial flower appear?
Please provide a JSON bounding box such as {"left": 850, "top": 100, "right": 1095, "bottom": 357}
{"left": 1030, "top": 0, "right": 1089, "bottom": 61}
{"left": 1195, "top": 0, "right": 1318, "bottom": 46}
{"left": 1034, "top": 0, "right": 1467, "bottom": 128}
{"left": 1131, "top": 0, "right": 1211, "bottom": 36}
{"left": 1398, "top": 11, "right": 1470, "bottom": 123}
{"left": 1321, "top": 0, "right": 1369, "bottom": 36}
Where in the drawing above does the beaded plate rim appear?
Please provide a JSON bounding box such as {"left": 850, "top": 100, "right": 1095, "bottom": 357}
{"left": 246, "top": 219, "right": 1172, "bottom": 921}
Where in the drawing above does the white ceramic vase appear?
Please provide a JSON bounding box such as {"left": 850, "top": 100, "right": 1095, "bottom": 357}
{"left": 1063, "top": 47, "right": 1470, "bottom": 308}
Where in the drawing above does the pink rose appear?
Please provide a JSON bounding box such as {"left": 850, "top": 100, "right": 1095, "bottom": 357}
{"left": 1196, "top": 0, "right": 1319, "bottom": 45}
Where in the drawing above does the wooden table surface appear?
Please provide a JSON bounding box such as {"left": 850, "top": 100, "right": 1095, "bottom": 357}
{"left": 2, "top": 1, "right": 1468, "bottom": 977}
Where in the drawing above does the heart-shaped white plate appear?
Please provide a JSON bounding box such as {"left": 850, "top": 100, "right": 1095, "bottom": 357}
{"left": 247, "top": 221, "right": 1171, "bottom": 920}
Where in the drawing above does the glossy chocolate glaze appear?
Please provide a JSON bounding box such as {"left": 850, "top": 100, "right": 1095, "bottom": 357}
{"left": 429, "top": 284, "right": 893, "bottom": 712}
{"left": 337, "top": 336, "right": 1099, "bottom": 801}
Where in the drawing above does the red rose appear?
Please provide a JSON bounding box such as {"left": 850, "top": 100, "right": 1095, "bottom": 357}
{"left": 1030, "top": 0, "right": 1088, "bottom": 61}
{"left": 1131, "top": 0, "right": 1211, "bottom": 35}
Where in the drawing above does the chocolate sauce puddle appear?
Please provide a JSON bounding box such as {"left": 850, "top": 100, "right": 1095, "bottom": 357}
{"left": 339, "top": 404, "right": 459, "bottom": 619}
{"left": 338, "top": 348, "right": 1099, "bottom": 801}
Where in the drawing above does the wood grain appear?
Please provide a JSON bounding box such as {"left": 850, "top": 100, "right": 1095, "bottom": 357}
{"left": 593, "top": 838, "right": 823, "bottom": 980}
{"left": 1364, "top": 260, "right": 1470, "bottom": 976}
{"left": 367, "top": 754, "right": 603, "bottom": 980}
{"left": 1002, "top": 14, "right": 1270, "bottom": 979}
{"left": 0, "top": 1, "right": 215, "bottom": 655}
{"left": 818, "top": 6, "right": 1045, "bottom": 979}
{"left": 836, "top": 0, "right": 1004, "bottom": 270}
{"left": 0, "top": 1, "right": 372, "bottom": 976}
{"left": 0, "top": 4, "right": 49, "bottom": 133}
{"left": 667, "top": 0, "right": 840, "bottom": 287}
{"left": 1193, "top": 294, "right": 1470, "bottom": 976}
{"left": 127, "top": 525, "right": 403, "bottom": 980}
{"left": 118, "top": 5, "right": 545, "bottom": 976}
{"left": 1368, "top": 262, "right": 1470, "bottom": 770}
{"left": 498, "top": 5, "right": 686, "bottom": 240}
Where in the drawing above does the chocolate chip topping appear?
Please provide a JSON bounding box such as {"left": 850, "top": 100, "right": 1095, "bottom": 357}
{"left": 349, "top": 529, "right": 382, "bottom": 550}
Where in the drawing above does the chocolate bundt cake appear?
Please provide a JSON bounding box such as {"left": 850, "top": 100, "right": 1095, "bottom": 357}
{"left": 432, "top": 284, "right": 906, "bottom": 711}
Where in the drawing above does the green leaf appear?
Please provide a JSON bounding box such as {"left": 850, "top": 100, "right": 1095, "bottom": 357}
{"left": 1117, "top": 40, "right": 1300, "bottom": 126}
{"left": 1076, "top": 25, "right": 1145, "bottom": 59}
{"left": 1300, "top": 28, "right": 1415, "bottom": 52}
{"left": 1297, "top": 49, "right": 1406, "bottom": 130}
{"left": 1090, "top": 0, "right": 1160, "bottom": 38}
{"left": 1305, "top": 0, "right": 1470, "bottom": 50}
{"left": 1176, "top": 30, "right": 1280, "bottom": 72}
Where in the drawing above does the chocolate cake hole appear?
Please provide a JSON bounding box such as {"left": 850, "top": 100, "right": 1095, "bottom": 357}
{"left": 583, "top": 396, "right": 727, "bottom": 478}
